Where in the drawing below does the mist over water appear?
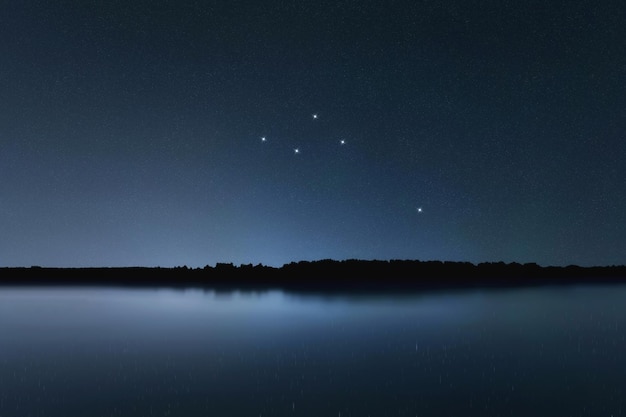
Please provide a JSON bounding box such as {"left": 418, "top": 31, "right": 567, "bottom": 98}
{"left": 1, "top": 284, "right": 624, "bottom": 416}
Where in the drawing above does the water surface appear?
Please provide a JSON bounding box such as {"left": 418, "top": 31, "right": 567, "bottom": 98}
{"left": 1, "top": 284, "right": 624, "bottom": 416}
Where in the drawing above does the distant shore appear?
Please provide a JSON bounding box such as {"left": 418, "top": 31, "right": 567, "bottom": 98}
{"left": 2, "top": 260, "right": 626, "bottom": 293}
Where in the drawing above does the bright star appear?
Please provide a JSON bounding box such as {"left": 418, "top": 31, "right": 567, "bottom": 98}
{"left": 417, "top": 207, "right": 423, "bottom": 213}
{"left": 340, "top": 139, "right": 346, "bottom": 145}
{"left": 294, "top": 148, "right": 300, "bottom": 154}
{"left": 261, "top": 136, "right": 266, "bottom": 142}
{"left": 312, "top": 114, "right": 318, "bottom": 119}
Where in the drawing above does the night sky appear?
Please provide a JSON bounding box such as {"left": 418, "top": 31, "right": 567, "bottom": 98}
{"left": 2, "top": 0, "right": 624, "bottom": 268}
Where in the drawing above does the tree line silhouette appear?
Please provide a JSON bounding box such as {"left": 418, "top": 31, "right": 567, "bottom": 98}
{"left": 2, "top": 259, "right": 626, "bottom": 293}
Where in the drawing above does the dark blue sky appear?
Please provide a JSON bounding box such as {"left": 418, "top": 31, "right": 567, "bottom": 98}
{"left": 1, "top": 0, "right": 624, "bottom": 267}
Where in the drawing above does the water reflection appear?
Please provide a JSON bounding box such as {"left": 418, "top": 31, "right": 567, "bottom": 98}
{"left": 0, "top": 285, "right": 624, "bottom": 416}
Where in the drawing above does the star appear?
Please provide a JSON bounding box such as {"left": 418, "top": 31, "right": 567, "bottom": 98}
{"left": 339, "top": 139, "right": 346, "bottom": 145}
{"left": 294, "top": 148, "right": 300, "bottom": 154}
{"left": 312, "top": 114, "right": 318, "bottom": 119}
{"left": 261, "top": 136, "right": 266, "bottom": 142}
{"left": 417, "top": 207, "right": 423, "bottom": 213}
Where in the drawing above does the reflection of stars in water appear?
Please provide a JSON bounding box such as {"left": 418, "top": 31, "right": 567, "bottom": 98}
{"left": 339, "top": 139, "right": 346, "bottom": 145}
{"left": 417, "top": 207, "right": 423, "bottom": 213}
{"left": 294, "top": 148, "right": 300, "bottom": 154}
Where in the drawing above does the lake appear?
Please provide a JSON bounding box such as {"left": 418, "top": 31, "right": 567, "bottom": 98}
{"left": 1, "top": 284, "right": 624, "bottom": 416}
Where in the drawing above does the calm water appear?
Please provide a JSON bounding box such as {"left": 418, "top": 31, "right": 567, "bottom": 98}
{"left": 0, "top": 284, "right": 625, "bottom": 417}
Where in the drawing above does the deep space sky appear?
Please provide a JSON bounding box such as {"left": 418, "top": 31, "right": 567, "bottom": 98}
{"left": 1, "top": 0, "right": 624, "bottom": 268}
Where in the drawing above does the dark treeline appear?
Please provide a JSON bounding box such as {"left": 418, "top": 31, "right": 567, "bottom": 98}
{"left": 1, "top": 260, "right": 626, "bottom": 293}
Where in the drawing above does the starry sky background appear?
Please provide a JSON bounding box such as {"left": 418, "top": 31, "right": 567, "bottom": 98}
{"left": 1, "top": 0, "right": 624, "bottom": 268}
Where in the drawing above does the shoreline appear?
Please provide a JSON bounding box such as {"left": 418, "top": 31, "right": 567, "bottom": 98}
{"left": 2, "top": 260, "right": 626, "bottom": 293}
